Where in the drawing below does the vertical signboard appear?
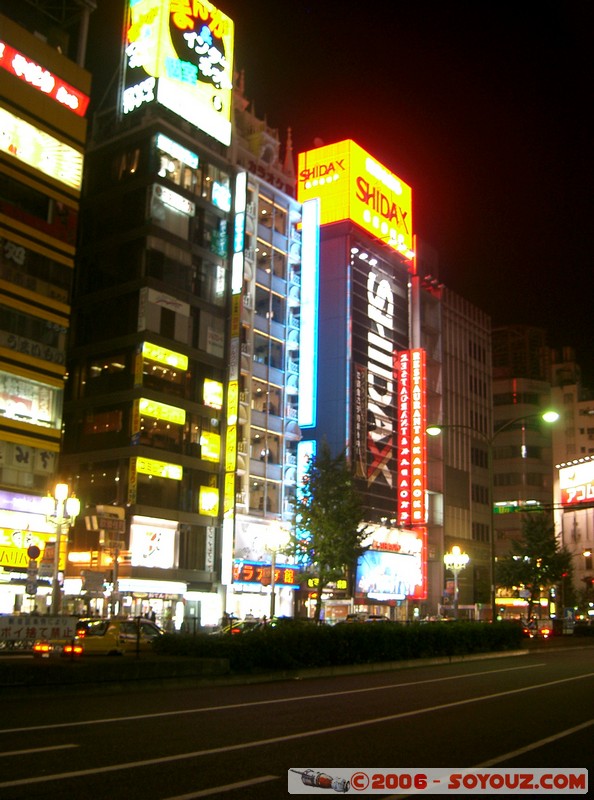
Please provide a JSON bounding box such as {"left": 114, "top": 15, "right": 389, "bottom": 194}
{"left": 396, "top": 349, "right": 427, "bottom": 527}
{"left": 350, "top": 252, "right": 408, "bottom": 516}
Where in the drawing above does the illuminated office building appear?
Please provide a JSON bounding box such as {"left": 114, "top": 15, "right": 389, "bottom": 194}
{"left": 225, "top": 77, "right": 303, "bottom": 619}
{"left": 54, "top": 2, "right": 303, "bottom": 627}
{"left": 0, "top": 5, "right": 92, "bottom": 613}
{"left": 295, "top": 140, "right": 431, "bottom": 621}
{"left": 59, "top": 1, "right": 237, "bottom": 627}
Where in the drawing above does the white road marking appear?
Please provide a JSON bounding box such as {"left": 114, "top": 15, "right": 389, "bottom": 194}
{"left": 479, "top": 717, "right": 594, "bottom": 766}
{"left": 0, "top": 743, "right": 77, "bottom": 757}
{"left": 0, "top": 661, "right": 544, "bottom": 735}
{"left": 0, "top": 671, "right": 591, "bottom": 790}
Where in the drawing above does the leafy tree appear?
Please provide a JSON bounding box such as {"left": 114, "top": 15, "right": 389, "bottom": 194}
{"left": 289, "top": 441, "right": 369, "bottom": 622}
{"left": 496, "top": 512, "right": 573, "bottom": 620}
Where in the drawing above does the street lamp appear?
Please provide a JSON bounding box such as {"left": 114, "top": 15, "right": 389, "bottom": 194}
{"left": 427, "top": 410, "right": 559, "bottom": 621}
{"left": 43, "top": 483, "right": 80, "bottom": 615}
{"left": 266, "top": 526, "right": 290, "bottom": 620}
{"left": 443, "top": 545, "right": 469, "bottom": 618}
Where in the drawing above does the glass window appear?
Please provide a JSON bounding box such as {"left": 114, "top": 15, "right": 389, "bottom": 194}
{"left": 258, "top": 195, "right": 274, "bottom": 229}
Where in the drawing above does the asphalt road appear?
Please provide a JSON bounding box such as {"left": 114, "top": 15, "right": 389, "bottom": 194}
{"left": 0, "top": 646, "right": 592, "bottom": 799}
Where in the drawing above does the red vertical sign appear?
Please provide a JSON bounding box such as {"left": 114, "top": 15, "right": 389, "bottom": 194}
{"left": 397, "top": 349, "right": 427, "bottom": 526}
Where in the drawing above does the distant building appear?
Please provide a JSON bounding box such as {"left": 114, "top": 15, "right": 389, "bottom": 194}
{"left": 551, "top": 347, "right": 594, "bottom": 614}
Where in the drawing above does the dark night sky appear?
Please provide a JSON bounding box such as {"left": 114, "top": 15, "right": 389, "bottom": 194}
{"left": 88, "top": 1, "right": 593, "bottom": 380}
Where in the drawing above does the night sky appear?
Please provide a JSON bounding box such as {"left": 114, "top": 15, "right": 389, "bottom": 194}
{"left": 88, "top": 1, "right": 593, "bottom": 381}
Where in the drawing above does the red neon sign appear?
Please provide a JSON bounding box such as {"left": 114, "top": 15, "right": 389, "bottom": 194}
{"left": 0, "top": 41, "right": 89, "bottom": 116}
{"left": 396, "top": 349, "right": 427, "bottom": 526}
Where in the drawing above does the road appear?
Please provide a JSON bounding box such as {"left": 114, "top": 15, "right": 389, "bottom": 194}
{"left": 0, "top": 646, "right": 592, "bottom": 799}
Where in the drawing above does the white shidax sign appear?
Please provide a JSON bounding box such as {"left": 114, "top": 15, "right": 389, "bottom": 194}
{"left": 366, "top": 268, "right": 395, "bottom": 489}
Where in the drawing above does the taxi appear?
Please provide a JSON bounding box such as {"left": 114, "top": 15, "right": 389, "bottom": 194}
{"left": 33, "top": 617, "right": 163, "bottom": 657}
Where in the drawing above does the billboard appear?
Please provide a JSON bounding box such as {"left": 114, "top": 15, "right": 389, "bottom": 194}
{"left": 123, "top": 0, "right": 234, "bottom": 146}
{"left": 0, "top": 39, "right": 90, "bottom": 116}
{"left": 559, "top": 460, "right": 594, "bottom": 507}
{"left": 350, "top": 248, "right": 409, "bottom": 516}
{"left": 356, "top": 526, "right": 426, "bottom": 601}
{"left": 297, "top": 140, "right": 413, "bottom": 259}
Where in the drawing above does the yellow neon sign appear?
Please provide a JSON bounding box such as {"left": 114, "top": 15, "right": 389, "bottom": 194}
{"left": 297, "top": 139, "right": 413, "bottom": 259}
{"left": 136, "top": 457, "right": 183, "bottom": 480}
{"left": 199, "top": 486, "right": 219, "bottom": 515}
{"left": 138, "top": 398, "right": 186, "bottom": 425}
{"left": 142, "top": 342, "right": 188, "bottom": 371}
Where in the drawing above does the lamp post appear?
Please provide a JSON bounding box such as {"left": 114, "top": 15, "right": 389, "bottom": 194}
{"left": 443, "top": 545, "right": 469, "bottom": 618}
{"left": 266, "top": 526, "right": 290, "bottom": 620}
{"left": 43, "top": 483, "right": 80, "bottom": 615}
{"left": 427, "top": 410, "right": 559, "bottom": 621}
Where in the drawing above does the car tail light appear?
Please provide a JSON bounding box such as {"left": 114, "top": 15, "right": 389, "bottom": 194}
{"left": 541, "top": 627, "right": 551, "bottom": 638}
{"left": 63, "top": 643, "right": 83, "bottom": 656}
{"left": 33, "top": 642, "right": 50, "bottom": 653}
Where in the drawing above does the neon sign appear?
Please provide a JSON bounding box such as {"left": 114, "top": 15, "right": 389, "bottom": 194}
{"left": 0, "top": 107, "right": 83, "bottom": 190}
{"left": 0, "top": 40, "right": 89, "bottom": 116}
{"left": 123, "top": 0, "right": 234, "bottom": 146}
{"left": 397, "top": 349, "right": 427, "bottom": 526}
{"left": 559, "top": 460, "right": 594, "bottom": 507}
{"left": 297, "top": 140, "right": 413, "bottom": 259}
{"left": 232, "top": 560, "right": 300, "bottom": 587}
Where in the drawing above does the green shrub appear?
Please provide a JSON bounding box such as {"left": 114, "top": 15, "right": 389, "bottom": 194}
{"left": 152, "top": 620, "right": 524, "bottom": 673}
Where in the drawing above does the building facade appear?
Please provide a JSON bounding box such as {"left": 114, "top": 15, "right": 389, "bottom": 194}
{"left": 0, "top": 6, "right": 91, "bottom": 613}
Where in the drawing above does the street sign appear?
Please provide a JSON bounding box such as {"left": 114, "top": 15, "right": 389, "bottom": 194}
{"left": 27, "top": 545, "right": 41, "bottom": 560}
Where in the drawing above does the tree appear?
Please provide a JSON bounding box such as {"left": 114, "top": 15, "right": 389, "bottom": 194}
{"left": 289, "top": 441, "right": 368, "bottom": 622}
{"left": 496, "top": 512, "right": 573, "bottom": 620}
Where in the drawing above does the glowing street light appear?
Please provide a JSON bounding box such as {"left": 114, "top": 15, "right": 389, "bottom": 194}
{"left": 443, "top": 545, "right": 470, "bottom": 618}
{"left": 43, "top": 483, "right": 80, "bottom": 615}
{"left": 428, "top": 410, "right": 559, "bottom": 620}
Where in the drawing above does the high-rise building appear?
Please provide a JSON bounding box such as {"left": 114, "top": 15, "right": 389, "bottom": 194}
{"left": 55, "top": 1, "right": 305, "bottom": 628}
{"left": 551, "top": 348, "right": 594, "bottom": 611}
{"left": 426, "top": 285, "right": 493, "bottom": 617}
{"left": 295, "top": 140, "right": 429, "bottom": 622}
{"left": 0, "top": 4, "right": 92, "bottom": 613}
{"left": 224, "top": 73, "right": 303, "bottom": 620}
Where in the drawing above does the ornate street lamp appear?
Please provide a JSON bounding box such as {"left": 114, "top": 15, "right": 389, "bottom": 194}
{"left": 443, "top": 545, "right": 469, "bottom": 618}
{"left": 428, "top": 410, "right": 559, "bottom": 621}
{"left": 42, "top": 483, "right": 80, "bottom": 615}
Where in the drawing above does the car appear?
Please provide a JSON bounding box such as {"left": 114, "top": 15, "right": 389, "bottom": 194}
{"left": 32, "top": 617, "right": 91, "bottom": 658}
{"left": 213, "top": 618, "right": 263, "bottom": 635}
{"left": 523, "top": 618, "right": 552, "bottom": 639}
{"left": 33, "top": 617, "right": 163, "bottom": 657}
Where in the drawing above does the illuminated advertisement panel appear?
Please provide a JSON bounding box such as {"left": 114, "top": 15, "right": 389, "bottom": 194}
{"left": 232, "top": 560, "right": 300, "bottom": 588}
{"left": 350, "top": 249, "right": 408, "bottom": 516}
{"left": 136, "top": 457, "right": 183, "bottom": 480}
{"left": 142, "top": 342, "right": 188, "bottom": 370}
{"left": 559, "top": 461, "right": 594, "bottom": 507}
{"left": 356, "top": 525, "right": 426, "bottom": 601}
{"left": 298, "top": 198, "right": 320, "bottom": 428}
{"left": 0, "top": 40, "right": 90, "bottom": 116}
{"left": 138, "top": 397, "right": 186, "bottom": 425}
{"left": 130, "top": 520, "right": 176, "bottom": 568}
{"left": 0, "top": 107, "right": 83, "bottom": 190}
{"left": 297, "top": 140, "right": 413, "bottom": 259}
{"left": 396, "top": 349, "right": 427, "bottom": 526}
{"left": 123, "top": 0, "right": 234, "bottom": 146}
